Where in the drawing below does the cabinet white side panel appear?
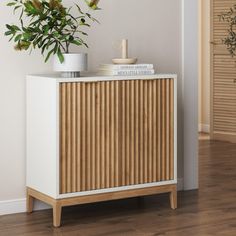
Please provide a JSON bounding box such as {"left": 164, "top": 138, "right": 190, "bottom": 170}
{"left": 174, "top": 77, "right": 178, "bottom": 182}
{"left": 26, "top": 76, "right": 58, "bottom": 198}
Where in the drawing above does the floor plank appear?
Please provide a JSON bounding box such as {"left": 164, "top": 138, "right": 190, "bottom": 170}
{"left": 1, "top": 139, "right": 236, "bottom": 235}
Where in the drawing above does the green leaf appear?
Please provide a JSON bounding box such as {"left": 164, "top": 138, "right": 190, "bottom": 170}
{"left": 7, "top": 24, "right": 20, "bottom": 31}
{"left": 6, "top": 24, "right": 12, "bottom": 30}
{"left": 45, "top": 40, "right": 54, "bottom": 51}
{"left": 41, "top": 43, "right": 48, "bottom": 55}
{"left": 71, "top": 40, "right": 82, "bottom": 46}
{"left": 42, "top": 25, "right": 50, "bottom": 35}
{"left": 19, "top": 9, "right": 24, "bottom": 20}
{"left": 14, "top": 34, "right": 22, "bottom": 42}
{"left": 83, "top": 42, "right": 89, "bottom": 48}
{"left": 79, "top": 31, "right": 88, "bottom": 36}
{"left": 80, "top": 22, "right": 90, "bottom": 27}
{"left": 7, "top": 2, "right": 17, "bottom": 6}
{"left": 14, "top": 5, "right": 21, "bottom": 13}
{"left": 54, "top": 42, "right": 58, "bottom": 54}
{"left": 53, "top": 32, "right": 60, "bottom": 38}
{"left": 57, "top": 49, "right": 64, "bottom": 63}
{"left": 84, "top": 0, "right": 101, "bottom": 10}
{"left": 45, "top": 48, "right": 55, "bottom": 63}
{"left": 15, "top": 41, "right": 31, "bottom": 50}
{"left": 33, "top": 35, "right": 43, "bottom": 47}
{"left": 13, "top": 26, "right": 20, "bottom": 31}
{"left": 90, "top": 16, "right": 100, "bottom": 24}
{"left": 40, "top": 37, "right": 50, "bottom": 48}
{"left": 75, "top": 4, "right": 84, "bottom": 14}
{"left": 9, "top": 34, "right": 15, "bottom": 42}
{"left": 23, "top": 32, "right": 32, "bottom": 40}
{"left": 4, "top": 31, "right": 12, "bottom": 36}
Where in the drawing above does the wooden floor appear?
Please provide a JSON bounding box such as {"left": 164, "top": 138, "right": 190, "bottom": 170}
{"left": 1, "top": 139, "right": 236, "bottom": 235}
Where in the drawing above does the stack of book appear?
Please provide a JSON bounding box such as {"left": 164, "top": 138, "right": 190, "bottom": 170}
{"left": 98, "top": 64, "right": 155, "bottom": 76}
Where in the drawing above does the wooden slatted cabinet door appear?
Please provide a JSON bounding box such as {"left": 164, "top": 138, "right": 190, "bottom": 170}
{"left": 59, "top": 79, "right": 175, "bottom": 194}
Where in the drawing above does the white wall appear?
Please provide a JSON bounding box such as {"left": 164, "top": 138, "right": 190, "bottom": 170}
{"left": 0, "top": 0, "right": 183, "bottom": 204}
{"left": 182, "top": 0, "right": 199, "bottom": 190}
{"left": 0, "top": 3, "right": 51, "bottom": 202}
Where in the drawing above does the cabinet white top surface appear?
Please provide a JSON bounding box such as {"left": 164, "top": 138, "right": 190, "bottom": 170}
{"left": 27, "top": 73, "right": 177, "bottom": 83}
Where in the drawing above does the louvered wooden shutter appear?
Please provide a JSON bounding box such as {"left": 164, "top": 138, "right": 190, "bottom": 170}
{"left": 211, "top": 0, "right": 236, "bottom": 142}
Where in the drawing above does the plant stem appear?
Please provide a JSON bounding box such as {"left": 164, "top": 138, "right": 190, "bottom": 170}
{"left": 65, "top": 41, "right": 69, "bottom": 53}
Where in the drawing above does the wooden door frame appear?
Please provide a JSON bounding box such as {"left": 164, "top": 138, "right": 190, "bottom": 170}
{"left": 199, "top": 0, "right": 211, "bottom": 135}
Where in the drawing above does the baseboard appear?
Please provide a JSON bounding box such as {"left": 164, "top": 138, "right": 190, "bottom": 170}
{"left": 0, "top": 179, "right": 184, "bottom": 216}
{"left": 0, "top": 198, "right": 50, "bottom": 216}
{"left": 177, "top": 178, "right": 184, "bottom": 191}
{"left": 198, "top": 123, "right": 210, "bottom": 133}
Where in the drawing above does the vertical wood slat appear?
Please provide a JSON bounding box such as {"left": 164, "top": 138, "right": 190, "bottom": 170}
{"left": 66, "top": 83, "right": 72, "bottom": 193}
{"left": 144, "top": 81, "right": 148, "bottom": 184}
{"left": 152, "top": 80, "right": 157, "bottom": 183}
{"left": 101, "top": 82, "right": 105, "bottom": 189}
{"left": 130, "top": 80, "right": 135, "bottom": 185}
{"left": 135, "top": 81, "right": 139, "bottom": 184}
{"left": 76, "top": 83, "right": 81, "bottom": 192}
{"left": 157, "top": 80, "right": 161, "bottom": 182}
{"left": 86, "top": 84, "right": 91, "bottom": 191}
{"left": 139, "top": 80, "right": 144, "bottom": 184}
{"left": 126, "top": 81, "right": 130, "bottom": 185}
{"left": 95, "top": 83, "right": 101, "bottom": 190}
{"left": 170, "top": 79, "right": 174, "bottom": 180}
{"left": 60, "top": 79, "right": 175, "bottom": 194}
{"left": 91, "top": 83, "right": 96, "bottom": 190}
{"left": 72, "top": 83, "right": 77, "bottom": 193}
{"left": 115, "top": 81, "right": 119, "bottom": 187}
{"left": 105, "top": 82, "right": 110, "bottom": 188}
{"left": 148, "top": 81, "right": 153, "bottom": 183}
{"left": 81, "top": 83, "right": 86, "bottom": 191}
{"left": 121, "top": 81, "right": 126, "bottom": 186}
{"left": 161, "top": 80, "right": 166, "bottom": 181}
{"left": 166, "top": 80, "right": 170, "bottom": 180}
{"left": 110, "top": 82, "right": 115, "bottom": 188}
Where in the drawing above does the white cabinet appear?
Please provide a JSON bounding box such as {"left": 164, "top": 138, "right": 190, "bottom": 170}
{"left": 26, "top": 74, "right": 177, "bottom": 227}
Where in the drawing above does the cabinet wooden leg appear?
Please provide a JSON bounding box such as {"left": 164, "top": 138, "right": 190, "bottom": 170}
{"left": 169, "top": 187, "right": 177, "bottom": 209}
{"left": 26, "top": 190, "right": 34, "bottom": 213}
{"left": 53, "top": 203, "right": 62, "bottom": 228}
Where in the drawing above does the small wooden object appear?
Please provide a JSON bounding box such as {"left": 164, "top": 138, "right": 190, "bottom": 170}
{"left": 112, "top": 39, "right": 137, "bottom": 64}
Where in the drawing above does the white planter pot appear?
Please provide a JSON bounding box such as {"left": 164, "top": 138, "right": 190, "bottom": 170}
{"left": 53, "top": 53, "right": 88, "bottom": 77}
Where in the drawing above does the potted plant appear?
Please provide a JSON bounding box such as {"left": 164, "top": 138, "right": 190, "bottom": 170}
{"left": 5, "top": 0, "right": 100, "bottom": 77}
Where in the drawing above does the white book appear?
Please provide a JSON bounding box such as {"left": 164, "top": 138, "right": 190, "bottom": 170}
{"left": 99, "top": 64, "right": 154, "bottom": 70}
{"left": 98, "top": 69, "right": 155, "bottom": 76}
